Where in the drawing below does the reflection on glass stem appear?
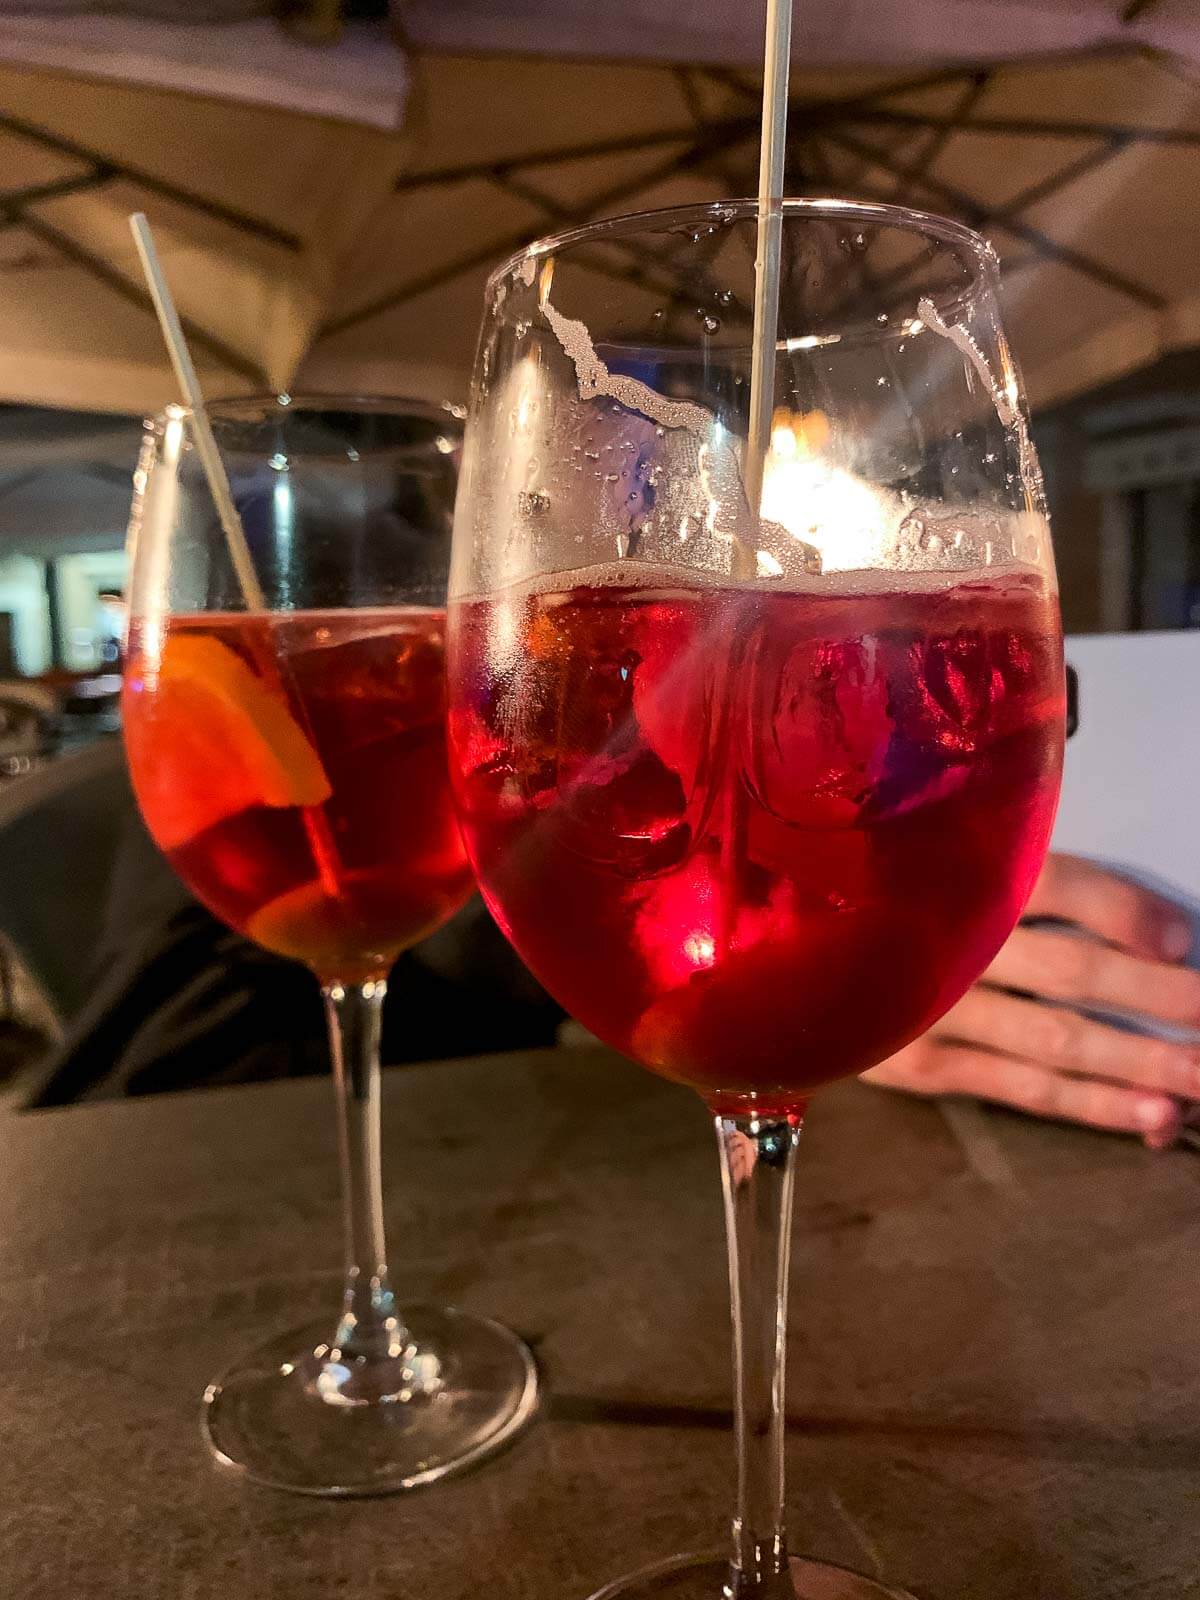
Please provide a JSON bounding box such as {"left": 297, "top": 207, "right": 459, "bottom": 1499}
{"left": 321, "top": 978, "right": 423, "bottom": 1399}
{"left": 718, "top": 1112, "right": 804, "bottom": 1597}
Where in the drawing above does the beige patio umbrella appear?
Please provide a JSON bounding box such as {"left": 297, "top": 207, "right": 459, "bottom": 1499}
{"left": 302, "top": 44, "right": 1200, "bottom": 411}
{"left": 0, "top": 11, "right": 1197, "bottom": 413}
{"left": 0, "top": 52, "right": 406, "bottom": 413}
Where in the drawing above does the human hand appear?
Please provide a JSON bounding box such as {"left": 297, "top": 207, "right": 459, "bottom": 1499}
{"left": 863, "top": 854, "right": 1200, "bottom": 1148}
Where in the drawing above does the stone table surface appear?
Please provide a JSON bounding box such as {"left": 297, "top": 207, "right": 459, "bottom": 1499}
{"left": 2, "top": 1045, "right": 1197, "bottom": 1600}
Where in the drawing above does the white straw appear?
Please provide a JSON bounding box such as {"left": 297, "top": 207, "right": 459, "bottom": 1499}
{"left": 128, "top": 212, "right": 266, "bottom": 611}
{"left": 742, "top": 0, "right": 793, "bottom": 568}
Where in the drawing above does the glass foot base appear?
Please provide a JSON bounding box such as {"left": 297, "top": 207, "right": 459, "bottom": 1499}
{"left": 202, "top": 1304, "right": 538, "bottom": 1496}
{"left": 588, "top": 1553, "right": 917, "bottom": 1600}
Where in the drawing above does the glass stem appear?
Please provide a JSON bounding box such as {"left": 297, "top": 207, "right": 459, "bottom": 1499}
{"left": 322, "top": 978, "right": 403, "bottom": 1364}
{"left": 716, "top": 1111, "right": 804, "bottom": 1598}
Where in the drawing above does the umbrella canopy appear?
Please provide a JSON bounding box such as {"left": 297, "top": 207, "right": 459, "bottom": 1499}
{"left": 402, "top": 0, "right": 1200, "bottom": 70}
{"left": 303, "top": 44, "right": 1200, "bottom": 411}
{"left": 0, "top": 47, "right": 407, "bottom": 413}
{"left": 0, "top": 5, "right": 411, "bottom": 126}
{"left": 0, "top": 9, "right": 1196, "bottom": 412}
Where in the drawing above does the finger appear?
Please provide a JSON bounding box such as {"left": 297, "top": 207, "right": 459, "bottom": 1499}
{"left": 937, "top": 1047, "right": 1182, "bottom": 1149}
{"left": 866, "top": 1042, "right": 1181, "bottom": 1149}
{"left": 939, "top": 987, "right": 1200, "bottom": 1098}
{"left": 1027, "top": 854, "right": 1193, "bottom": 961}
{"left": 987, "top": 926, "right": 1200, "bottom": 1028}
{"left": 862, "top": 1037, "right": 943, "bottom": 1094}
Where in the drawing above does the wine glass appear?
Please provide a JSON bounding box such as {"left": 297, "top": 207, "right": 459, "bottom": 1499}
{"left": 446, "top": 203, "right": 1064, "bottom": 1596}
{"left": 122, "top": 395, "right": 537, "bottom": 1496}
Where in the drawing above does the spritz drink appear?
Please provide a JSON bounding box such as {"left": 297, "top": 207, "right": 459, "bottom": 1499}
{"left": 124, "top": 607, "right": 472, "bottom": 982}
{"left": 446, "top": 201, "right": 1067, "bottom": 1600}
{"left": 451, "top": 564, "right": 1063, "bottom": 1113}
{"left": 122, "top": 396, "right": 537, "bottom": 1498}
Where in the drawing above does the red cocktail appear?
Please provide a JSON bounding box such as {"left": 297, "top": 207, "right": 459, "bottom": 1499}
{"left": 123, "top": 396, "right": 537, "bottom": 1499}
{"left": 450, "top": 565, "right": 1063, "bottom": 1113}
{"left": 448, "top": 200, "right": 1066, "bottom": 1600}
{"left": 124, "top": 607, "right": 472, "bottom": 982}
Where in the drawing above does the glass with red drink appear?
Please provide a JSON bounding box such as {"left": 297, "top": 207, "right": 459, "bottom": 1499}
{"left": 123, "top": 397, "right": 536, "bottom": 1496}
{"left": 447, "top": 204, "right": 1065, "bottom": 1598}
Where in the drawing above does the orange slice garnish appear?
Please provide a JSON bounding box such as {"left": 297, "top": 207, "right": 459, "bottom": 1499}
{"left": 126, "top": 632, "right": 331, "bottom": 849}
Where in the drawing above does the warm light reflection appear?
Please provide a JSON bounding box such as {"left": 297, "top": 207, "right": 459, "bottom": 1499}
{"left": 682, "top": 931, "right": 716, "bottom": 968}
{"left": 759, "top": 407, "right": 891, "bottom": 571}
{"left": 273, "top": 477, "right": 294, "bottom": 546}
{"left": 782, "top": 332, "right": 841, "bottom": 352}
{"left": 163, "top": 410, "right": 185, "bottom": 459}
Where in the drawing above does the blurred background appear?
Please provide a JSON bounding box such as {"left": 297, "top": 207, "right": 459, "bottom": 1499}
{"left": 0, "top": 0, "right": 1196, "bottom": 1081}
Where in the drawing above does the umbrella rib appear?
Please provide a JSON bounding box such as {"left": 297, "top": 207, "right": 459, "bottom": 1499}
{"left": 826, "top": 127, "right": 1165, "bottom": 309}
{"left": 490, "top": 167, "right": 713, "bottom": 310}
{"left": 392, "top": 126, "right": 711, "bottom": 192}
{"left": 883, "top": 70, "right": 992, "bottom": 207}
{"left": 21, "top": 214, "right": 273, "bottom": 388}
{"left": 677, "top": 66, "right": 749, "bottom": 198}
{"left": 0, "top": 170, "right": 115, "bottom": 212}
{"left": 697, "top": 65, "right": 760, "bottom": 102}
{"left": 800, "top": 121, "right": 881, "bottom": 199}
{"left": 825, "top": 96, "right": 992, "bottom": 324}
{"left": 322, "top": 233, "right": 528, "bottom": 336}
{"left": 387, "top": 62, "right": 1188, "bottom": 197}
{"left": 705, "top": 62, "right": 987, "bottom": 114}
{"left": 806, "top": 64, "right": 995, "bottom": 114}
{"left": 822, "top": 228, "right": 943, "bottom": 323}
{"left": 997, "top": 137, "right": 1132, "bottom": 216}
{"left": 388, "top": 74, "right": 1199, "bottom": 202}
{"left": 842, "top": 106, "right": 1200, "bottom": 147}
{"left": 799, "top": 132, "right": 898, "bottom": 313}
{"left": 0, "top": 110, "right": 303, "bottom": 250}
{"left": 332, "top": 126, "right": 752, "bottom": 336}
{"left": 999, "top": 254, "right": 1041, "bottom": 278}
{"left": 496, "top": 159, "right": 752, "bottom": 314}
{"left": 343, "top": 57, "right": 1177, "bottom": 337}
{"left": 682, "top": 69, "right": 1200, "bottom": 148}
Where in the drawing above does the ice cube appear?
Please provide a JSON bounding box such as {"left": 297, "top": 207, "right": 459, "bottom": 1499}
{"left": 738, "top": 632, "right": 893, "bottom": 829}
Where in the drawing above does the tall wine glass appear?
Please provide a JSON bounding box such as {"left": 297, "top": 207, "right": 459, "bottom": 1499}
{"left": 446, "top": 204, "right": 1064, "bottom": 1596}
{"left": 123, "top": 396, "right": 537, "bottom": 1496}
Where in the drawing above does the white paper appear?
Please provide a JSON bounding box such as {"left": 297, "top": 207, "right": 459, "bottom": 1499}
{"left": 1055, "top": 630, "right": 1199, "bottom": 1040}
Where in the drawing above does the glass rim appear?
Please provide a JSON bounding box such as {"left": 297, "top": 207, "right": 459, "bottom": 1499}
{"left": 149, "top": 393, "right": 467, "bottom": 429}
{"left": 487, "top": 195, "right": 996, "bottom": 293}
